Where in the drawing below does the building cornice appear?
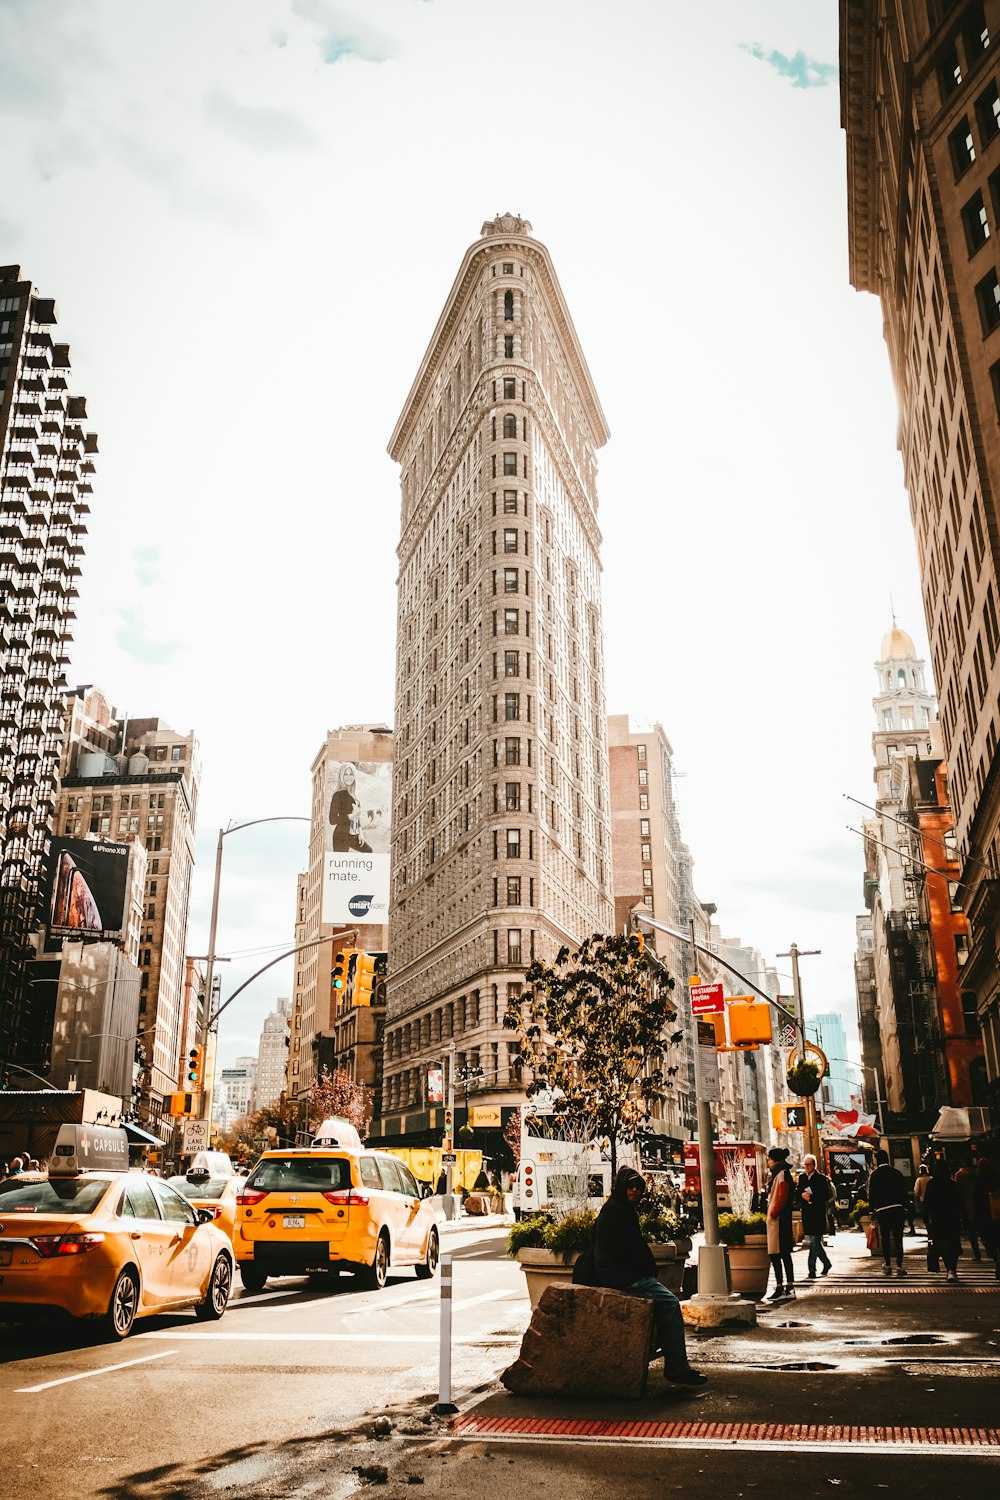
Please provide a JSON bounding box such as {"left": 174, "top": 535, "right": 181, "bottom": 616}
{"left": 840, "top": 0, "right": 881, "bottom": 295}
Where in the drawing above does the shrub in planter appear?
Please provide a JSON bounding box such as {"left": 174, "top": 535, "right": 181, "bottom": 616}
{"left": 786, "top": 1059, "right": 822, "bottom": 1097}
{"left": 717, "top": 1211, "right": 767, "bottom": 1246}
{"left": 848, "top": 1198, "right": 870, "bottom": 1228}
{"left": 506, "top": 1209, "right": 596, "bottom": 1261}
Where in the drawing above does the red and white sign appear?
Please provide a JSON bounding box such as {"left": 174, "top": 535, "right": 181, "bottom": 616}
{"left": 689, "top": 982, "right": 724, "bottom": 1015}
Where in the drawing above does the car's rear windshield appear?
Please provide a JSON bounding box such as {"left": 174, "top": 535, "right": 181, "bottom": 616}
{"left": 246, "top": 1157, "right": 350, "bottom": 1194}
{"left": 166, "top": 1175, "right": 232, "bottom": 1200}
{"left": 0, "top": 1177, "right": 111, "bottom": 1215}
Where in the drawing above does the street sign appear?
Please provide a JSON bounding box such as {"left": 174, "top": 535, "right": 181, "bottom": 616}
{"left": 778, "top": 1019, "right": 798, "bottom": 1050}
{"left": 471, "top": 1106, "right": 501, "bottom": 1128}
{"left": 441, "top": 1151, "right": 457, "bottom": 1165}
{"left": 689, "top": 981, "right": 724, "bottom": 1015}
{"left": 696, "top": 1019, "right": 721, "bottom": 1102}
{"left": 182, "top": 1118, "right": 210, "bottom": 1154}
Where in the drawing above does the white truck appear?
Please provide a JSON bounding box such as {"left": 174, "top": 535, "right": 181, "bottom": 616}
{"left": 511, "top": 1103, "right": 622, "bottom": 1218}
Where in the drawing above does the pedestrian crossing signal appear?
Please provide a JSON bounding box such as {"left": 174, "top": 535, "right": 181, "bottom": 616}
{"left": 771, "top": 1103, "right": 808, "bottom": 1129}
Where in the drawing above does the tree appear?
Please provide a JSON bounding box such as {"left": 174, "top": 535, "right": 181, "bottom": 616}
{"left": 310, "top": 1067, "right": 371, "bottom": 1136}
{"left": 504, "top": 932, "right": 678, "bottom": 1179}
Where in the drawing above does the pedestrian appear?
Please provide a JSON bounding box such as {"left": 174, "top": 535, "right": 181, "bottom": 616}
{"left": 765, "top": 1146, "right": 797, "bottom": 1300}
{"left": 973, "top": 1158, "right": 1000, "bottom": 1281}
{"left": 868, "top": 1150, "right": 907, "bottom": 1276}
{"left": 954, "top": 1157, "right": 982, "bottom": 1261}
{"left": 924, "top": 1159, "right": 963, "bottom": 1280}
{"left": 7, "top": 1156, "right": 23, "bottom": 1176}
{"left": 913, "top": 1163, "right": 931, "bottom": 1233}
{"left": 797, "top": 1153, "right": 833, "bottom": 1280}
{"left": 592, "top": 1166, "right": 707, "bottom": 1387}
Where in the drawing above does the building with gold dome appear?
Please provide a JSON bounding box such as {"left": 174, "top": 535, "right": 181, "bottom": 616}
{"left": 857, "top": 623, "right": 985, "bottom": 1155}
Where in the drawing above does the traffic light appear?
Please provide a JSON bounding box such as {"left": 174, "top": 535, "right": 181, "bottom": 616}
{"left": 727, "top": 999, "right": 773, "bottom": 1048}
{"left": 168, "top": 1091, "right": 194, "bottom": 1116}
{"left": 354, "top": 951, "right": 377, "bottom": 1006}
{"left": 185, "top": 1046, "right": 204, "bottom": 1088}
{"left": 331, "top": 948, "right": 357, "bottom": 993}
{"left": 444, "top": 1108, "right": 454, "bottom": 1136}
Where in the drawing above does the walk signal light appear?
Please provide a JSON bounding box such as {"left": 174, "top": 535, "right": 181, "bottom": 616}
{"left": 728, "top": 1000, "right": 773, "bottom": 1048}
{"left": 771, "top": 1103, "right": 808, "bottom": 1130}
{"left": 332, "top": 948, "right": 357, "bottom": 992}
{"left": 168, "top": 1091, "right": 195, "bottom": 1116}
{"left": 185, "top": 1046, "right": 204, "bottom": 1088}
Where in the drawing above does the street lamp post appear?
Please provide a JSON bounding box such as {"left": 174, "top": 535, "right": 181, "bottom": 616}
{"left": 198, "top": 816, "right": 310, "bottom": 1120}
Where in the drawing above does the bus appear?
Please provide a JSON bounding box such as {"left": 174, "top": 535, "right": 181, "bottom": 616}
{"left": 682, "top": 1140, "right": 768, "bottom": 1212}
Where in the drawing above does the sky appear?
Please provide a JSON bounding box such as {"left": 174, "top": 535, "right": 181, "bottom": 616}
{"left": 1, "top": 0, "right": 926, "bottom": 1083}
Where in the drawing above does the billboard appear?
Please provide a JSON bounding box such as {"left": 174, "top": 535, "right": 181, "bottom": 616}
{"left": 322, "top": 759, "right": 391, "bottom": 924}
{"left": 45, "top": 837, "right": 131, "bottom": 941}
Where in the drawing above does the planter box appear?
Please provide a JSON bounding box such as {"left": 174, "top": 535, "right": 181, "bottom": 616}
{"left": 651, "top": 1241, "right": 683, "bottom": 1294}
{"left": 517, "top": 1247, "right": 580, "bottom": 1308}
{"left": 726, "top": 1235, "right": 769, "bottom": 1300}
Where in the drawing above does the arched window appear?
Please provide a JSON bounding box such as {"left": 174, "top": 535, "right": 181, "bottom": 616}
{"left": 898, "top": 669, "right": 906, "bottom": 686}
{"left": 884, "top": 711, "right": 893, "bottom": 729}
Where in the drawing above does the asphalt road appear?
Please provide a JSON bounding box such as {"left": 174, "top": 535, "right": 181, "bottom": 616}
{"left": 0, "top": 1225, "right": 524, "bottom": 1500}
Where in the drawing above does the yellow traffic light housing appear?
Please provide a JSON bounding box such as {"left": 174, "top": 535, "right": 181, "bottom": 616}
{"left": 332, "top": 948, "right": 357, "bottom": 993}
{"left": 728, "top": 1000, "right": 773, "bottom": 1048}
{"left": 354, "top": 951, "right": 377, "bottom": 1006}
{"left": 185, "top": 1045, "right": 204, "bottom": 1088}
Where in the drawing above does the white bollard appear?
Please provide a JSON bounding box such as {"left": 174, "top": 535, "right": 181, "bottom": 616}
{"left": 433, "top": 1252, "right": 458, "bottom": 1415}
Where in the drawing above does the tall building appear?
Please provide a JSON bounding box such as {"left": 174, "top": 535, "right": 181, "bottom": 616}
{"left": 607, "top": 715, "right": 698, "bottom": 1142}
{"left": 213, "top": 1056, "right": 256, "bottom": 1132}
{"left": 855, "top": 622, "right": 984, "bottom": 1151}
{"left": 841, "top": 2, "right": 1000, "bottom": 1123}
{"left": 806, "top": 1012, "right": 854, "bottom": 1113}
{"left": 255, "top": 997, "right": 290, "bottom": 1111}
{"left": 383, "top": 214, "right": 614, "bottom": 1150}
{"left": 50, "top": 687, "right": 200, "bottom": 1131}
{"left": 0, "top": 266, "right": 96, "bottom": 1066}
{"left": 293, "top": 726, "right": 392, "bottom": 1105}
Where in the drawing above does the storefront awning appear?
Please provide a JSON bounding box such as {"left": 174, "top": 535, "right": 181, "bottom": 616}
{"left": 122, "top": 1121, "right": 163, "bottom": 1147}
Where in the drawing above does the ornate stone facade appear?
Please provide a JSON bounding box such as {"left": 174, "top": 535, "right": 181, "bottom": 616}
{"left": 384, "top": 216, "right": 614, "bottom": 1133}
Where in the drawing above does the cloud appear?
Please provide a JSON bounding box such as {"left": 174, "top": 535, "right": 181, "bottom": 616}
{"left": 132, "top": 545, "right": 160, "bottom": 587}
{"left": 115, "top": 607, "right": 183, "bottom": 666}
{"left": 740, "top": 43, "right": 837, "bottom": 90}
{"left": 291, "top": 0, "right": 398, "bottom": 64}
{"left": 203, "top": 89, "right": 322, "bottom": 152}
{"left": 271, "top": 27, "right": 288, "bottom": 48}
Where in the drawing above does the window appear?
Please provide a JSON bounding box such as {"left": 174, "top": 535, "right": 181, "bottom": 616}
{"left": 504, "top": 693, "right": 519, "bottom": 720}
{"left": 506, "top": 829, "right": 521, "bottom": 858}
{"left": 640, "top": 819, "right": 650, "bottom": 836}
{"left": 938, "top": 39, "right": 963, "bottom": 98}
{"left": 121, "top": 1180, "right": 160, "bottom": 1220}
{"left": 641, "top": 843, "right": 651, "bottom": 862}
{"left": 504, "top": 650, "right": 519, "bottom": 676}
{"left": 170, "top": 746, "right": 183, "bottom": 761}
{"left": 503, "top": 528, "right": 518, "bottom": 552}
{"left": 508, "top": 929, "right": 522, "bottom": 963}
{"left": 504, "top": 335, "right": 514, "bottom": 358}
{"left": 642, "top": 869, "right": 653, "bottom": 888}
{"left": 504, "top": 567, "right": 518, "bottom": 592}
{"left": 637, "top": 743, "right": 647, "bottom": 761}
{"left": 151, "top": 1181, "right": 197, "bottom": 1225}
{"left": 503, "top": 452, "right": 517, "bottom": 475}
{"left": 505, "top": 782, "right": 520, "bottom": 810}
{"left": 504, "top": 607, "right": 519, "bottom": 633}
{"left": 639, "top": 792, "right": 649, "bottom": 810}
{"left": 503, "top": 291, "right": 514, "bottom": 320}
{"left": 506, "top": 875, "right": 521, "bottom": 905}
{"left": 950, "top": 116, "right": 976, "bottom": 178}
{"left": 976, "top": 266, "right": 1000, "bottom": 331}
{"left": 638, "top": 768, "right": 648, "bottom": 786}
{"left": 503, "top": 261, "right": 514, "bottom": 274}
{"left": 505, "top": 737, "right": 520, "bottom": 765}
{"left": 963, "top": 190, "right": 991, "bottom": 252}
{"left": 503, "top": 378, "right": 516, "bottom": 399}
{"left": 503, "top": 489, "right": 518, "bottom": 513}
{"left": 977, "top": 77, "right": 1000, "bottom": 142}
{"left": 503, "top": 414, "right": 517, "bottom": 438}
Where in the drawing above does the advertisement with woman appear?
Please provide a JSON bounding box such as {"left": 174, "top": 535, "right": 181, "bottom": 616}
{"left": 322, "top": 760, "right": 392, "bottom": 923}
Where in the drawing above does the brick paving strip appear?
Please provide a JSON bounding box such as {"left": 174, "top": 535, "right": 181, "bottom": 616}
{"left": 449, "top": 1414, "right": 1000, "bottom": 1454}
{"left": 802, "top": 1285, "right": 999, "bottom": 1295}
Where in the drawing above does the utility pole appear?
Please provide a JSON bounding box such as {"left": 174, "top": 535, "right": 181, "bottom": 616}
{"left": 777, "top": 942, "right": 822, "bottom": 1161}
{"left": 689, "top": 917, "right": 730, "bottom": 1301}
{"left": 444, "top": 1040, "right": 456, "bottom": 1200}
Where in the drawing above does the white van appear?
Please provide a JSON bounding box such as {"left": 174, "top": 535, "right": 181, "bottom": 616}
{"left": 512, "top": 1144, "right": 612, "bottom": 1219}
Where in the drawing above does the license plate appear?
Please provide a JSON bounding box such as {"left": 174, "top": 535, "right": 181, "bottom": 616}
{"left": 0, "top": 1249, "right": 11, "bottom": 1267}
{"left": 283, "top": 1215, "right": 305, "bottom": 1229}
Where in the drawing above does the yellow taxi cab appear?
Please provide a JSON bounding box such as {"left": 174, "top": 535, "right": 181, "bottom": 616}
{"left": 165, "top": 1153, "right": 245, "bottom": 1242}
{"left": 234, "top": 1117, "right": 441, "bottom": 1292}
{"left": 0, "top": 1125, "right": 234, "bottom": 1340}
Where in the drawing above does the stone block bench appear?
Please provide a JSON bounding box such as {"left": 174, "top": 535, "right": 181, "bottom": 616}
{"left": 501, "top": 1282, "right": 655, "bottom": 1399}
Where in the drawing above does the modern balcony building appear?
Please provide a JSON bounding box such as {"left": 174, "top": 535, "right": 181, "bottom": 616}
{"left": 0, "top": 266, "right": 95, "bottom": 1069}
{"left": 841, "top": 0, "right": 1000, "bottom": 1126}
{"left": 382, "top": 215, "right": 614, "bottom": 1152}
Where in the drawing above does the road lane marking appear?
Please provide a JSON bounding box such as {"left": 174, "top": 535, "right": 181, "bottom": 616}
{"left": 453, "top": 1289, "right": 519, "bottom": 1311}
{"left": 138, "top": 1331, "right": 449, "bottom": 1342}
{"left": 16, "top": 1349, "right": 177, "bottom": 1393}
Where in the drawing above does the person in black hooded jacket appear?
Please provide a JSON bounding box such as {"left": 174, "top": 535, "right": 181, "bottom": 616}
{"left": 593, "top": 1166, "right": 706, "bottom": 1387}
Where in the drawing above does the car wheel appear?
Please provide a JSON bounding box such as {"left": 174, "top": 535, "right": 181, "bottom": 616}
{"left": 361, "top": 1232, "right": 390, "bottom": 1290}
{"left": 414, "top": 1227, "right": 439, "bottom": 1280}
{"left": 239, "top": 1264, "right": 268, "bottom": 1293}
{"left": 196, "top": 1255, "right": 232, "bottom": 1321}
{"left": 102, "top": 1267, "right": 139, "bottom": 1341}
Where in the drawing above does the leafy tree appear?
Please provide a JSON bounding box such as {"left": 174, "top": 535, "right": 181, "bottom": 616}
{"left": 310, "top": 1067, "right": 371, "bottom": 1136}
{"left": 504, "top": 932, "right": 678, "bottom": 1178}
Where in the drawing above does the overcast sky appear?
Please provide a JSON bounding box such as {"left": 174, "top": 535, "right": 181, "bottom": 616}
{"left": 2, "top": 0, "right": 925, "bottom": 1081}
